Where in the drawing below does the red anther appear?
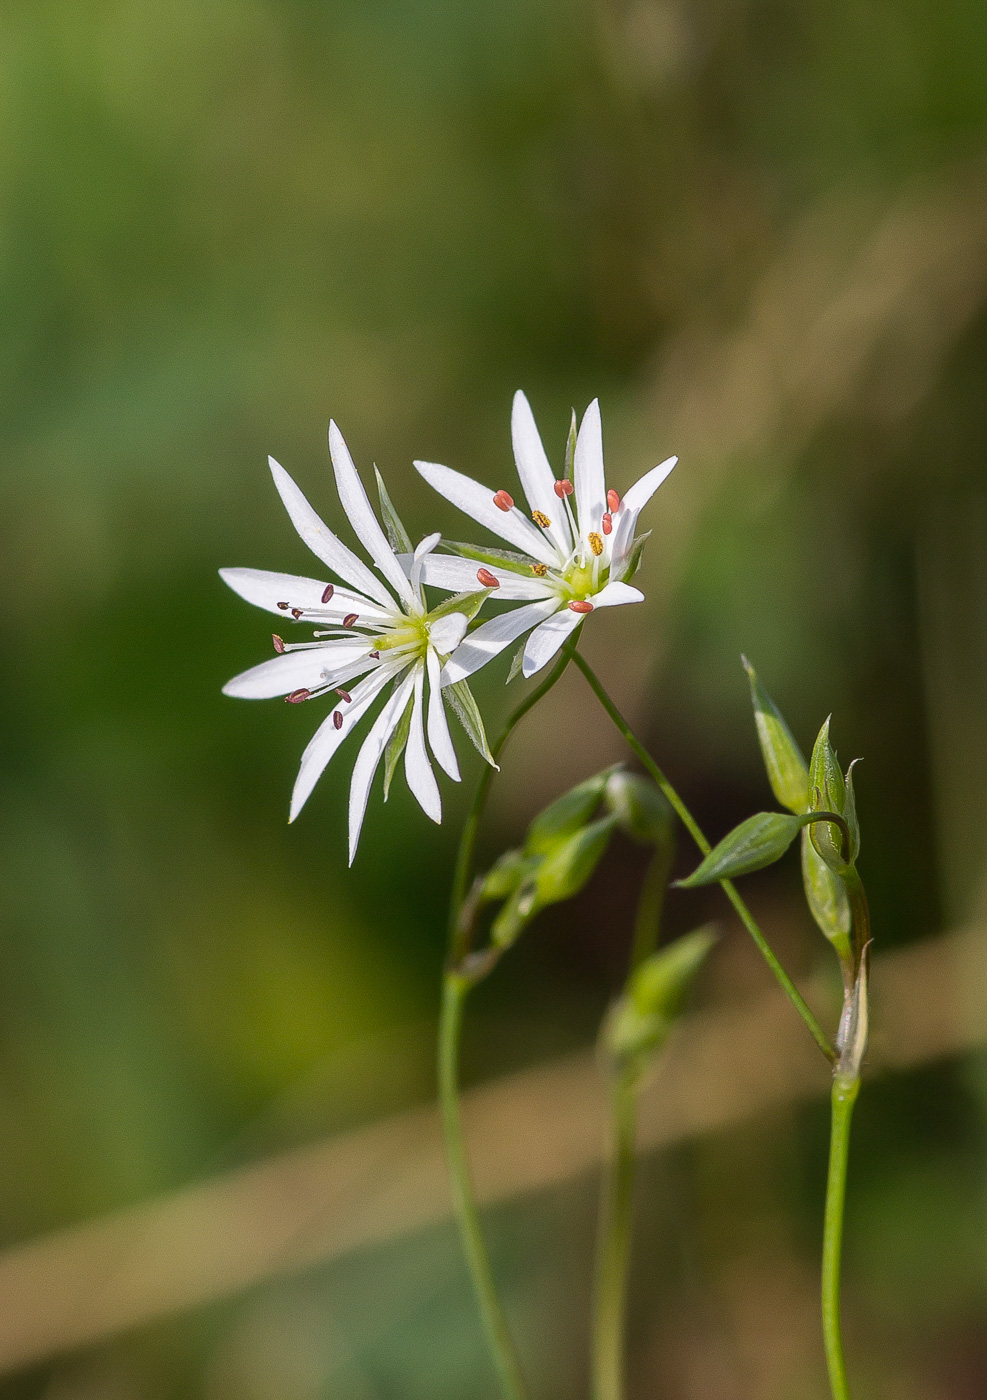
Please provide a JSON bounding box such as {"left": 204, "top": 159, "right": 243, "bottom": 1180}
{"left": 272, "top": 634, "right": 286, "bottom": 654}
{"left": 476, "top": 567, "right": 500, "bottom": 588}
{"left": 291, "top": 607, "right": 303, "bottom": 619}
{"left": 277, "top": 601, "right": 290, "bottom": 611}
{"left": 369, "top": 650, "right": 380, "bottom": 659}
{"left": 285, "top": 688, "right": 312, "bottom": 703}
{"left": 554, "top": 478, "right": 574, "bottom": 498}
{"left": 342, "top": 613, "right": 358, "bottom": 628}
{"left": 568, "top": 600, "right": 594, "bottom": 614}
{"left": 607, "top": 488, "right": 620, "bottom": 511}
{"left": 321, "top": 583, "right": 335, "bottom": 604}
{"left": 601, "top": 512, "right": 613, "bottom": 535}
{"left": 336, "top": 688, "right": 352, "bottom": 703}
{"left": 332, "top": 711, "right": 343, "bottom": 730}
{"left": 492, "top": 489, "right": 514, "bottom": 512}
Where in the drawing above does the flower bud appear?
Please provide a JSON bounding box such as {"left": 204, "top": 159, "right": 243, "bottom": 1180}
{"left": 742, "top": 657, "right": 810, "bottom": 814}
{"left": 801, "top": 831, "right": 852, "bottom": 960}
{"left": 532, "top": 814, "right": 618, "bottom": 906}
{"left": 480, "top": 848, "right": 530, "bottom": 902}
{"left": 809, "top": 719, "right": 853, "bottom": 873}
{"left": 524, "top": 768, "right": 616, "bottom": 856}
{"left": 604, "top": 770, "right": 676, "bottom": 849}
{"left": 603, "top": 925, "right": 717, "bottom": 1070}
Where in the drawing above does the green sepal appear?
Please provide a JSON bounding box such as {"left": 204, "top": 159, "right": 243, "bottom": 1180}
{"left": 490, "top": 878, "right": 540, "bottom": 949}
{"left": 843, "top": 759, "right": 861, "bottom": 863}
{"left": 611, "top": 530, "right": 651, "bottom": 584}
{"left": 428, "top": 589, "right": 490, "bottom": 625}
{"left": 524, "top": 769, "right": 616, "bottom": 856}
{"left": 564, "top": 409, "right": 577, "bottom": 478}
{"left": 373, "top": 466, "right": 413, "bottom": 555}
{"left": 742, "top": 657, "right": 810, "bottom": 814}
{"left": 809, "top": 719, "right": 849, "bottom": 872}
{"left": 603, "top": 925, "right": 717, "bottom": 1070}
{"left": 440, "top": 540, "right": 536, "bottom": 576}
{"left": 675, "top": 811, "right": 815, "bottom": 887}
{"left": 801, "top": 830, "right": 852, "bottom": 960}
{"left": 382, "top": 691, "right": 414, "bottom": 800}
{"left": 604, "top": 770, "right": 676, "bottom": 849}
{"left": 445, "top": 680, "right": 496, "bottom": 767}
{"left": 531, "top": 814, "right": 618, "bottom": 907}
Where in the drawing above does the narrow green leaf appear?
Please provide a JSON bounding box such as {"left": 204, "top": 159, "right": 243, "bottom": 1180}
{"left": 373, "top": 466, "right": 413, "bottom": 555}
{"left": 675, "top": 811, "right": 809, "bottom": 887}
{"left": 445, "top": 680, "right": 496, "bottom": 766}
{"left": 742, "top": 657, "right": 810, "bottom": 814}
{"left": 800, "top": 830, "right": 852, "bottom": 957}
{"left": 524, "top": 768, "right": 617, "bottom": 855}
{"left": 440, "top": 540, "right": 536, "bottom": 576}
{"left": 382, "top": 692, "right": 414, "bottom": 799}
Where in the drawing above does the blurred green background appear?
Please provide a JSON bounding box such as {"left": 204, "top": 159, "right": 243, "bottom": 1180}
{"left": 1, "top": 0, "right": 986, "bottom": 1395}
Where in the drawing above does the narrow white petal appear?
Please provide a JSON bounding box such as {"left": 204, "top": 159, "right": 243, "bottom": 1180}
{"left": 268, "top": 458, "right": 397, "bottom": 609}
{"left": 346, "top": 668, "right": 417, "bottom": 860}
{"left": 573, "top": 399, "right": 606, "bottom": 544}
{"left": 289, "top": 665, "right": 394, "bottom": 824}
{"left": 441, "top": 598, "right": 561, "bottom": 684}
{"left": 414, "top": 460, "right": 559, "bottom": 566}
{"left": 511, "top": 391, "right": 573, "bottom": 554}
{"left": 611, "top": 456, "right": 677, "bottom": 566}
{"left": 404, "top": 665, "right": 442, "bottom": 823}
{"left": 414, "top": 553, "right": 555, "bottom": 600}
{"left": 426, "top": 647, "right": 460, "bottom": 781}
{"left": 410, "top": 531, "right": 442, "bottom": 597}
{"left": 222, "top": 642, "right": 372, "bottom": 699}
{"left": 328, "top": 423, "right": 417, "bottom": 608}
{"left": 428, "top": 611, "right": 469, "bottom": 655}
{"left": 219, "top": 568, "right": 392, "bottom": 624}
{"left": 589, "top": 580, "right": 645, "bottom": 609}
{"left": 521, "top": 608, "right": 583, "bottom": 678}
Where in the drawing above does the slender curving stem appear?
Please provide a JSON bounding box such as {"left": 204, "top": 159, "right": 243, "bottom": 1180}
{"left": 822, "top": 1074, "right": 860, "bottom": 1400}
{"left": 437, "top": 637, "right": 579, "bottom": 1400}
{"left": 569, "top": 649, "right": 836, "bottom": 1063}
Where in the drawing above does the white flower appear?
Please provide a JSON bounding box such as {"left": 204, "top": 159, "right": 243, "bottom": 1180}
{"left": 412, "top": 392, "right": 677, "bottom": 682}
{"left": 220, "top": 423, "right": 488, "bottom": 862}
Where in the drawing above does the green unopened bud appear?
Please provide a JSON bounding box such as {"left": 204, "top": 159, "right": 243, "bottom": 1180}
{"left": 675, "top": 811, "right": 810, "bottom": 887}
{"left": 489, "top": 877, "right": 540, "bottom": 949}
{"left": 604, "top": 770, "right": 676, "bottom": 849}
{"left": 524, "top": 769, "right": 616, "bottom": 856}
{"left": 742, "top": 657, "right": 810, "bottom": 814}
{"left": 480, "top": 848, "right": 530, "bottom": 902}
{"left": 533, "top": 814, "right": 617, "bottom": 905}
{"left": 603, "top": 925, "right": 717, "bottom": 1070}
{"left": 809, "top": 719, "right": 850, "bottom": 873}
{"left": 801, "top": 831, "right": 852, "bottom": 960}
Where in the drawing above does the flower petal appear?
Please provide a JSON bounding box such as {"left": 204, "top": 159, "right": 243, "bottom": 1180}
{"left": 521, "top": 607, "right": 583, "bottom": 678}
{"left": 428, "top": 611, "right": 469, "bottom": 655}
{"left": 512, "top": 391, "right": 572, "bottom": 555}
{"left": 414, "top": 460, "right": 559, "bottom": 566}
{"left": 414, "top": 552, "right": 556, "bottom": 600}
{"left": 588, "top": 580, "right": 645, "bottom": 609}
{"left": 404, "top": 664, "right": 442, "bottom": 823}
{"left": 268, "top": 457, "right": 397, "bottom": 610}
{"left": 223, "top": 642, "right": 373, "bottom": 699}
{"left": 289, "top": 665, "right": 394, "bottom": 823}
{"left": 410, "top": 531, "right": 442, "bottom": 599}
{"left": 426, "top": 646, "right": 460, "bottom": 781}
{"left": 440, "top": 598, "right": 561, "bottom": 684}
{"left": 219, "top": 568, "right": 392, "bottom": 624}
{"left": 328, "top": 423, "right": 417, "bottom": 609}
{"left": 346, "top": 668, "right": 417, "bottom": 860}
{"left": 573, "top": 399, "right": 606, "bottom": 544}
{"left": 611, "top": 456, "right": 677, "bottom": 564}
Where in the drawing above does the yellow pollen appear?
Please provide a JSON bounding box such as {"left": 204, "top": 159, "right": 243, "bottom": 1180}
{"left": 532, "top": 509, "right": 551, "bottom": 528}
{"left": 531, "top": 562, "right": 548, "bottom": 577}
{"left": 588, "top": 532, "right": 604, "bottom": 557}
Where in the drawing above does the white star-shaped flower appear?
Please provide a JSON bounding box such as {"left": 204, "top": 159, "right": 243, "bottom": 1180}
{"left": 413, "top": 393, "right": 676, "bottom": 682}
{"left": 220, "top": 424, "right": 489, "bottom": 862}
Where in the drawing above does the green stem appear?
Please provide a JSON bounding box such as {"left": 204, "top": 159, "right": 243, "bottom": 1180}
{"left": 437, "top": 636, "right": 578, "bottom": 1400}
{"left": 591, "top": 1074, "right": 638, "bottom": 1400}
{"left": 822, "top": 1075, "right": 859, "bottom": 1400}
{"left": 570, "top": 649, "right": 836, "bottom": 1064}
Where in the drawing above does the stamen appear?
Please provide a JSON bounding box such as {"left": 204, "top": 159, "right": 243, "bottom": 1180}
{"left": 607, "top": 489, "right": 620, "bottom": 511}
{"left": 476, "top": 567, "right": 500, "bottom": 588}
{"left": 568, "top": 600, "right": 594, "bottom": 614}
{"left": 588, "top": 532, "right": 604, "bottom": 557}
{"left": 336, "top": 688, "right": 352, "bottom": 703}
{"left": 601, "top": 512, "right": 613, "bottom": 535}
{"left": 332, "top": 711, "right": 344, "bottom": 730}
{"left": 291, "top": 607, "right": 303, "bottom": 619}
{"left": 532, "top": 509, "right": 551, "bottom": 528}
{"left": 285, "top": 688, "right": 312, "bottom": 703}
{"left": 321, "top": 583, "right": 335, "bottom": 604}
{"left": 554, "top": 479, "right": 574, "bottom": 498}
{"left": 493, "top": 489, "right": 514, "bottom": 512}
{"left": 272, "top": 634, "right": 286, "bottom": 654}
{"left": 531, "top": 563, "right": 548, "bottom": 577}
{"left": 277, "top": 601, "right": 290, "bottom": 611}
{"left": 342, "top": 613, "right": 358, "bottom": 628}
